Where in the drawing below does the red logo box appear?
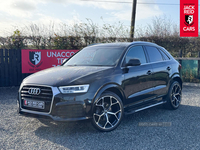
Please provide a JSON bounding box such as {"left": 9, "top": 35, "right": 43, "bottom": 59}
{"left": 21, "top": 49, "right": 79, "bottom": 73}
{"left": 180, "top": 0, "right": 198, "bottom": 37}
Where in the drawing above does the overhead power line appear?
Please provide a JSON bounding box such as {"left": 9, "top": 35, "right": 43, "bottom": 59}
{"left": 79, "top": 0, "right": 179, "bottom": 5}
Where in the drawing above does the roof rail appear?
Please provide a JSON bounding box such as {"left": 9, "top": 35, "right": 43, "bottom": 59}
{"left": 131, "top": 41, "right": 158, "bottom": 45}
{"left": 87, "top": 43, "right": 102, "bottom": 47}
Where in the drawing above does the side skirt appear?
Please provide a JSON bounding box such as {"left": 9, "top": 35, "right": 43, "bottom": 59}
{"left": 124, "top": 101, "right": 166, "bottom": 115}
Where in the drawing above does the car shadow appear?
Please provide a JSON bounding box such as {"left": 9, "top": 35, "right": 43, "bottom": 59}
{"left": 34, "top": 104, "right": 200, "bottom": 149}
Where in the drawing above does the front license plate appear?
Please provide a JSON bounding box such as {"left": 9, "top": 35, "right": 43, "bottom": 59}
{"left": 24, "top": 100, "right": 45, "bottom": 109}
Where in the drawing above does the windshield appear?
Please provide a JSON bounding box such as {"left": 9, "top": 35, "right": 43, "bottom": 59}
{"left": 64, "top": 46, "right": 124, "bottom": 66}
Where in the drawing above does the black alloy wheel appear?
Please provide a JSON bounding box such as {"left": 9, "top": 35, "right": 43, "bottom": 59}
{"left": 164, "top": 81, "right": 182, "bottom": 110}
{"left": 91, "top": 92, "right": 124, "bottom": 132}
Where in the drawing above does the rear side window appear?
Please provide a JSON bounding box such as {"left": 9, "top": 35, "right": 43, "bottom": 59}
{"left": 145, "top": 46, "right": 163, "bottom": 63}
{"left": 125, "top": 46, "right": 147, "bottom": 65}
{"left": 159, "top": 49, "right": 170, "bottom": 60}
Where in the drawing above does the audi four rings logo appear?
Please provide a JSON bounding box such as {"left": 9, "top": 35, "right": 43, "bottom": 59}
{"left": 28, "top": 88, "right": 41, "bottom": 95}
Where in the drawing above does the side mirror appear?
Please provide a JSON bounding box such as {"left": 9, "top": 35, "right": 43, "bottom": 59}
{"left": 125, "top": 59, "right": 141, "bottom": 67}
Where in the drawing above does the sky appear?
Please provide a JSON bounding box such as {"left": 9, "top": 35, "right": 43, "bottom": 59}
{"left": 0, "top": 0, "right": 180, "bottom": 37}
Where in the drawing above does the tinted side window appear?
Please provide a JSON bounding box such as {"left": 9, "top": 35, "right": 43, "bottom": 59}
{"left": 159, "top": 49, "right": 170, "bottom": 60}
{"left": 125, "top": 46, "right": 146, "bottom": 64}
{"left": 145, "top": 46, "right": 163, "bottom": 63}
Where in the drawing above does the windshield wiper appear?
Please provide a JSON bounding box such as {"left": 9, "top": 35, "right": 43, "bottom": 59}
{"left": 66, "top": 64, "right": 77, "bottom": 66}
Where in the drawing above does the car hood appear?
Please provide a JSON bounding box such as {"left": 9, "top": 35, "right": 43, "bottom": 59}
{"left": 23, "top": 66, "right": 113, "bottom": 87}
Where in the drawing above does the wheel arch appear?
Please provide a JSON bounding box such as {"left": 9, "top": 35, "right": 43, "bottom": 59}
{"left": 170, "top": 74, "right": 183, "bottom": 89}
{"left": 92, "top": 83, "right": 125, "bottom": 104}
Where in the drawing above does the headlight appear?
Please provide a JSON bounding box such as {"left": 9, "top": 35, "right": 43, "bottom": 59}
{"left": 59, "top": 84, "right": 89, "bottom": 94}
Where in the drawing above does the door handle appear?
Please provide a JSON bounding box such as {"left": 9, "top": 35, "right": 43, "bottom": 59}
{"left": 167, "top": 66, "right": 171, "bottom": 71}
{"left": 147, "top": 70, "right": 152, "bottom": 75}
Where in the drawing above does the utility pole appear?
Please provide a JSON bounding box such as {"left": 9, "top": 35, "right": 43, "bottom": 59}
{"left": 130, "top": 0, "right": 137, "bottom": 39}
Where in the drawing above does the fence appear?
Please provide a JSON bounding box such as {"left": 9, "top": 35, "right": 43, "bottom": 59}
{"left": 0, "top": 49, "right": 31, "bottom": 87}
{"left": 175, "top": 50, "right": 200, "bottom": 82}
{"left": 176, "top": 58, "right": 200, "bottom": 83}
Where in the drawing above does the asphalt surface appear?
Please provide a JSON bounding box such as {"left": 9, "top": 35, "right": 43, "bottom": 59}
{"left": 0, "top": 85, "right": 200, "bottom": 150}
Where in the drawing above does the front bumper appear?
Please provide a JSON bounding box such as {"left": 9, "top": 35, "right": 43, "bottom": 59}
{"left": 18, "top": 85, "right": 94, "bottom": 121}
{"left": 19, "top": 109, "right": 90, "bottom": 121}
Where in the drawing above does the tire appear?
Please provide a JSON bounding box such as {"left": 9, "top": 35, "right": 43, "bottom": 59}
{"left": 164, "top": 81, "right": 182, "bottom": 110}
{"left": 91, "top": 92, "right": 124, "bottom": 132}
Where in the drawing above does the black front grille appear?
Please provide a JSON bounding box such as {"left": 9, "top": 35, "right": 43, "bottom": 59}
{"left": 20, "top": 85, "right": 53, "bottom": 112}
{"left": 53, "top": 105, "right": 85, "bottom": 118}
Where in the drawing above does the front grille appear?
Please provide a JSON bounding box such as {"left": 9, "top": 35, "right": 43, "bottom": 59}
{"left": 53, "top": 105, "right": 85, "bottom": 118}
{"left": 20, "top": 85, "right": 53, "bottom": 112}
